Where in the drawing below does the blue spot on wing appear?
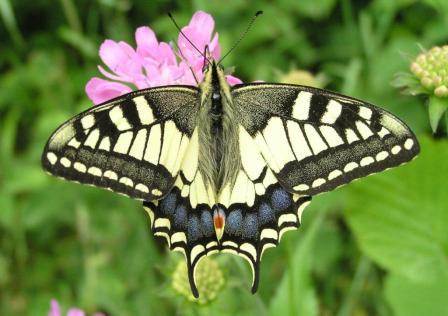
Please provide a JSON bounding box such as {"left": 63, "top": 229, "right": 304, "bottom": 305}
{"left": 173, "top": 204, "right": 187, "bottom": 230}
{"left": 188, "top": 215, "right": 202, "bottom": 241}
{"left": 258, "top": 202, "right": 275, "bottom": 225}
{"left": 270, "top": 188, "right": 291, "bottom": 212}
{"left": 160, "top": 192, "right": 177, "bottom": 216}
{"left": 200, "top": 210, "right": 214, "bottom": 236}
{"left": 225, "top": 209, "right": 243, "bottom": 236}
{"left": 243, "top": 214, "right": 258, "bottom": 239}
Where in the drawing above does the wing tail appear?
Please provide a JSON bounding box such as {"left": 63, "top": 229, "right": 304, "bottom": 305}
{"left": 143, "top": 163, "right": 218, "bottom": 298}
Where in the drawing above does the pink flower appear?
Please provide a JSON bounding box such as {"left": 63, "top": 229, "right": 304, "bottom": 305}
{"left": 177, "top": 11, "right": 221, "bottom": 80}
{"left": 86, "top": 11, "right": 241, "bottom": 104}
{"left": 48, "top": 299, "right": 105, "bottom": 316}
{"left": 49, "top": 300, "right": 61, "bottom": 316}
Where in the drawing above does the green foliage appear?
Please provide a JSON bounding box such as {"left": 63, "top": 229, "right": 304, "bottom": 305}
{"left": 345, "top": 137, "right": 448, "bottom": 282}
{"left": 1, "top": 0, "right": 447, "bottom": 315}
{"left": 428, "top": 96, "right": 448, "bottom": 133}
{"left": 385, "top": 273, "right": 448, "bottom": 316}
{"left": 345, "top": 137, "right": 448, "bottom": 316}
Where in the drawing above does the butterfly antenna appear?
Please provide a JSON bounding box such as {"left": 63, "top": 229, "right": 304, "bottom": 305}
{"left": 218, "top": 10, "right": 263, "bottom": 65}
{"left": 171, "top": 40, "right": 199, "bottom": 84}
{"left": 168, "top": 12, "right": 211, "bottom": 63}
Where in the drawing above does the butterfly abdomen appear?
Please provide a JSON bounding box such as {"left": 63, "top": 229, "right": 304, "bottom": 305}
{"left": 197, "top": 62, "right": 242, "bottom": 193}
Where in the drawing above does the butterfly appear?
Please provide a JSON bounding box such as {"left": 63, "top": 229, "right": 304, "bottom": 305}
{"left": 42, "top": 58, "right": 419, "bottom": 297}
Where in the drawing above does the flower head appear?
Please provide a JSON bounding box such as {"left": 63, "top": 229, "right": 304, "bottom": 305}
{"left": 172, "top": 257, "right": 224, "bottom": 304}
{"left": 393, "top": 45, "right": 448, "bottom": 133}
{"left": 86, "top": 11, "right": 241, "bottom": 104}
{"left": 410, "top": 46, "right": 448, "bottom": 97}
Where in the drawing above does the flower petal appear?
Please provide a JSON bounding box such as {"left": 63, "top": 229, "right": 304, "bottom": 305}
{"left": 178, "top": 61, "right": 202, "bottom": 85}
{"left": 226, "top": 75, "right": 243, "bottom": 86}
{"left": 99, "top": 40, "right": 143, "bottom": 82}
{"left": 135, "top": 26, "right": 158, "bottom": 51}
{"left": 67, "top": 308, "right": 85, "bottom": 316}
{"left": 97, "top": 65, "right": 130, "bottom": 82}
{"left": 48, "top": 300, "right": 61, "bottom": 316}
{"left": 136, "top": 26, "right": 178, "bottom": 67}
{"left": 209, "top": 33, "right": 221, "bottom": 61}
{"left": 158, "top": 42, "right": 177, "bottom": 65}
{"left": 178, "top": 10, "right": 219, "bottom": 68}
{"left": 85, "top": 77, "right": 132, "bottom": 104}
{"left": 186, "top": 11, "right": 215, "bottom": 44}
{"left": 99, "top": 40, "right": 130, "bottom": 73}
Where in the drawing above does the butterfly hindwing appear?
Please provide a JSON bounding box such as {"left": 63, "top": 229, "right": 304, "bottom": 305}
{"left": 42, "top": 86, "right": 200, "bottom": 201}
{"left": 144, "top": 128, "right": 218, "bottom": 298}
{"left": 232, "top": 83, "right": 420, "bottom": 196}
{"left": 216, "top": 125, "right": 312, "bottom": 293}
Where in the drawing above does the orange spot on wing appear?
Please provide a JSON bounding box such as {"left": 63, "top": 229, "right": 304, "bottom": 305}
{"left": 214, "top": 212, "right": 224, "bottom": 229}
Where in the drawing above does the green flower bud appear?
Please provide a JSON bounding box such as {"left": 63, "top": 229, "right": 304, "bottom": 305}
{"left": 394, "top": 44, "right": 448, "bottom": 133}
{"left": 433, "top": 76, "right": 442, "bottom": 86}
{"left": 435, "top": 85, "right": 448, "bottom": 97}
{"left": 410, "top": 62, "right": 422, "bottom": 76}
{"left": 172, "top": 257, "right": 224, "bottom": 304}
{"left": 421, "top": 77, "right": 434, "bottom": 89}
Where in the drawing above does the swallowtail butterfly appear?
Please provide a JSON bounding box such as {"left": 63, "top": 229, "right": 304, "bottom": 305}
{"left": 42, "top": 58, "right": 419, "bottom": 297}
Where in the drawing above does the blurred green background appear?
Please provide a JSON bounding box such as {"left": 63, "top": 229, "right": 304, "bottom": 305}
{"left": 1, "top": 0, "right": 448, "bottom": 315}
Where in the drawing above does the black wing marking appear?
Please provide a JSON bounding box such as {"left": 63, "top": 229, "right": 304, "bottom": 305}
{"left": 232, "top": 83, "right": 420, "bottom": 196}
{"left": 42, "top": 86, "right": 200, "bottom": 200}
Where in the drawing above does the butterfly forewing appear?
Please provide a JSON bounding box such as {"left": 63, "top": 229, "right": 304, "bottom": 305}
{"left": 42, "top": 86, "right": 200, "bottom": 201}
{"left": 232, "top": 83, "right": 420, "bottom": 196}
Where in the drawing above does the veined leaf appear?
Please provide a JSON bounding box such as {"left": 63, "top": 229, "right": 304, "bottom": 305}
{"left": 385, "top": 273, "right": 448, "bottom": 316}
{"left": 344, "top": 136, "right": 448, "bottom": 282}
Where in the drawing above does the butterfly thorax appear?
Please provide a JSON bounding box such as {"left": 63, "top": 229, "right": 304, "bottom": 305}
{"left": 197, "top": 61, "right": 242, "bottom": 194}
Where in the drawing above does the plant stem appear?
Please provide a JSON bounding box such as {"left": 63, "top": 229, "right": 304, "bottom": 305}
{"left": 60, "top": 0, "right": 82, "bottom": 33}
{"left": 0, "top": 0, "right": 24, "bottom": 49}
{"left": 336, "top": 256, "right": 371, "bottom": 316}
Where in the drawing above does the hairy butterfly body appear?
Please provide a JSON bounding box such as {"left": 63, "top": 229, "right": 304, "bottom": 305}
{"left": 42, "top": 60, "right": 419, "bottom": 297}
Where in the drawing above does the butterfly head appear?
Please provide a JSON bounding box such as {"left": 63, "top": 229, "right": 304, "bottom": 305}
{"left": 201, "top": 60, "right": 227, "bottom": 86}
{"left": 202, "top": 59, "right": 224, "bottom": 74}
{"left": 198, "top": 43, "right": 223, "bottom": 74}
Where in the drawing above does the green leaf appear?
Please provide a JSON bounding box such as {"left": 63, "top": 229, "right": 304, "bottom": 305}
{"left": 384, "top": 273, "right": 448, "bottom": 316}
{"left": 391, "top": 72, "right": 427, "bottom": 96}
{"left": 0, "top": 107, "right": 20, "bottom": 162}
{"left": 3, "top": 161, "right": 49, "bottom": 195}
{"left": 268, "top": 204, "right": 328, "bottom": 316}
{"left": 0, "top": 0, "right": 24, "bottom": 48}
{"left": 0, "top": 194, "right": 14, "bottom": 228}
{"left": 284, "top": 0, "right": 337, "bottom": 19}
{"left": 428, "top": 95, "right": 448, "bottom": 133}
{"left": 445, "top": 110, "right": 448, "bottom": 134}
{"left": 423, "top": 0, "right": 448, "bottom": 16}
{"left": 344, "top": 136, "right": 448, "bottom": 282}
{"left": 58, "top": 27, "right": 98, "bottom": 59}
{"left": 341, "top": 58, "right": 363, "bottom": 95}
